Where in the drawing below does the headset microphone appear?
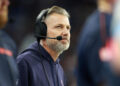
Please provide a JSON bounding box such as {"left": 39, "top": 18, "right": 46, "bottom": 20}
{"left": 37, "top": 36, "right": 62, "bottom": 40}
{"left": 56, "top": 36, "right": 62, "bottom": 40}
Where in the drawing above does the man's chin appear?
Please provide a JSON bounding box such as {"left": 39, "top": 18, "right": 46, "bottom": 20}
{"left": 61, "top": 43, "right": 70, "bottom": 50}
{"left": 0, "top": 11, "right": 8, "bottom": 28}
{"left": 0, "top": 21, "right": 7, "bottom": 28}
{"left": 0, "top": 17, "right": 8, "bottom": 28}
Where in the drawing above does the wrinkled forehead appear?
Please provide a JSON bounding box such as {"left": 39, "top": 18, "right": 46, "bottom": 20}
{"left": 45, "top": 13, "right": 70, "bottom": 27}
{"left": 45, "top": 13, "right": 70, "bottom": 22}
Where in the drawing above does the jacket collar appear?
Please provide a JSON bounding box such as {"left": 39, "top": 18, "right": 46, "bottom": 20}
{"left": 29, "top": 41, "right": 60, "bottom": 64}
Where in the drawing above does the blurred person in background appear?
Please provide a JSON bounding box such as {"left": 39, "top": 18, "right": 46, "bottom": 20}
{"left": 99, "top": 0, "right": 120, "bottom": 74}
{"left": 76, "top": 0, "right": 116, "bottom": 86}
{"left": 99, "top": 0, "right": 120, "bottom": 85}
{"left": 110, "top": 0, "right": 120, "bottom": 73}
{"left": 17, "top": 6, "right": 71, "bottom": 86}
{"left": 0, "top": 0, "right": 18, "bottom": 86}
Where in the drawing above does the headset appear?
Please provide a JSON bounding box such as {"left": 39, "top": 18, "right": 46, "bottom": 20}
{"left": 34, "top": 9, "right": 62, "bottom": 86}
{"left": 34, "top": 9, "right": 52, "bottom": 86}
{"left": 34, "top": 8, "right": 62, "bottom": 43}
{"left": 35, "top": 9, "right": 49, "bottom": 41}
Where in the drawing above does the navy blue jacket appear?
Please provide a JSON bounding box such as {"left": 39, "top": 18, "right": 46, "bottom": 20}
{"left": 17, "top": 42, "right": 67, "bottom": 86}
{"left": 76, "top": 10, "right": 112, "bottom": 86}
{"left": 0, "top": 30, "right": 18, "bottom": 86}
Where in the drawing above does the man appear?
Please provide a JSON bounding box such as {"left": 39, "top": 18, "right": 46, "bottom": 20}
{"left": 76, "top": 0, "right": 117, "bottom": 86}
{"left": 17, "top": 6, "right": 71, "bottom": 86}
{"left": 0, "top": 0, "right": 18, "bottom": 86}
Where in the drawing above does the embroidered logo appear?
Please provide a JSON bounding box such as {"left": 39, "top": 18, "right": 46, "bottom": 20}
{"left": 0, "top": 48, "right": 13, "bottom": 56}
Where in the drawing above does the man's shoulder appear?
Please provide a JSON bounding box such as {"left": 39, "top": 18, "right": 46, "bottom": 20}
{"left": 0, "top": 30, "right": 17, "bottom": 58}
{"left": 0, "top": 30, "right": 16, "bottom": 49}
{"left": 0, "top": 30, "right": 15, "bottom": 43}
{"left": 17, "top": 49, "right": 34, "bottom": 61}
{"left": 87, "top": 10, "right": 100, "bottom": 20}
{"left": 17, "top": 48, "right": 42, "bottom": 64}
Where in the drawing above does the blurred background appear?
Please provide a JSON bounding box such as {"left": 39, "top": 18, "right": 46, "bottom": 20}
{"left": 4, "top": 0, "right": 97, "bottom": 86}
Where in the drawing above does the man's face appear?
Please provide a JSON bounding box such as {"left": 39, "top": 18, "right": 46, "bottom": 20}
{"left": 0, "top": 0, "right": 9, "bottom": 28}
{"left": 45, "top": 13, "right": 71, "bottom": 53}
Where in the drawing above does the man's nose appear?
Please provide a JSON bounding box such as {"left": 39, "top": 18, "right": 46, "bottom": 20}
{"left": 62, "top": 28, "right": 70, "bottom": 36}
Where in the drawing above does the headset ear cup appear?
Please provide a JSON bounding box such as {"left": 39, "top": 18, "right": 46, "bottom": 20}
{"left": 35, "top": 22, "right": 47, "bottom": 39}
{"left": 34, "top": 9, "right": 49, "bottom": 40}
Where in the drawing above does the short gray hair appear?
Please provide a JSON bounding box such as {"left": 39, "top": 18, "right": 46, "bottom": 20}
{"left": 37, "top": 6, "right": 70, "bottom": 22}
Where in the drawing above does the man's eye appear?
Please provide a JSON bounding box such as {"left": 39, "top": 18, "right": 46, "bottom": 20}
{"left": 56, "top": 26, "right": 62, "bottom": 28}
{"left": 67, "top": 27, "right": 71, "bottom": 30}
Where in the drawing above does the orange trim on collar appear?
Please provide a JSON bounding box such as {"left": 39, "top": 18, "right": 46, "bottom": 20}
{"left": 0, "top": 48, "right": 13, "bottom": 57}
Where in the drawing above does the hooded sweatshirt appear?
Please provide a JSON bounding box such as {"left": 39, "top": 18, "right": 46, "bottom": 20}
{"left": 17, "top": 41, "right": 67, "bottom": 86}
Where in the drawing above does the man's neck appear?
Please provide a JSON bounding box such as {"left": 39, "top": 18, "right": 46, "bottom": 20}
{"left": 40, "top": 41, "right": 59, "bottom": 62}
